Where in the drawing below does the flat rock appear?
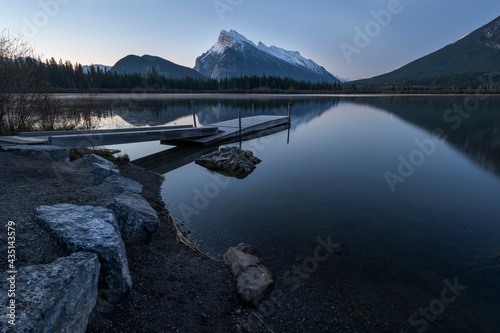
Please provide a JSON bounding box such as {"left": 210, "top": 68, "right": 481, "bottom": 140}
{"left": 106, "top": 191, "right": 160, "bottom": 244}
{"left": 34, "top": 204, "right": 132, "bottom": 303}
{"left": 100, "top": 174, "right": 143, "bottom": 194}
{"left": 0, "top": 252, "right": 100, "bottom": 333}
{"left": 2, "top": 144, "right": 69, "bottom": 162}
{"left": 195, "top": 147, "right": 262, "bottom": 179}
{"left": 224, "top": 243, "right": 273, "bottom": 306}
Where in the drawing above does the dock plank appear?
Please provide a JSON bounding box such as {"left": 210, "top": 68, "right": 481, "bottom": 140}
{"left": 0, "top": 136, "right": 47, "bottom": 146}
{"left": 48, "top": 126, "right": 219, "bottom": 148}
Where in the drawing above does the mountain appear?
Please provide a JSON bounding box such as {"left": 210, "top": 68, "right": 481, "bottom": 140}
{"left": 194, "top": 30, "right": 340, "bottom": 83}
{"left": 354, "top": 16, "right": 500, "bottom": 87}
{"left": 83, "top": 64, "right": 111, "bottom": 73}
{"left": 111, "top": 54, "right": 206, "bottom": 79}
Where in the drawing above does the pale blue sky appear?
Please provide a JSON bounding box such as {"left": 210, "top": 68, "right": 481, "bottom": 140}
{"left": 1, "top": 0, "right": 499, "bottom": 80}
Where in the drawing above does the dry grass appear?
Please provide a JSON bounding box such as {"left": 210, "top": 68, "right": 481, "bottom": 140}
{"left": 164, "top": 214, "right": 222, "bottom": 262}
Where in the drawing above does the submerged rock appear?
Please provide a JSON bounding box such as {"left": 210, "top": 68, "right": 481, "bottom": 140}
{"left": 106, "top": 191, "right": 160, "bottom": 244}
{"left": 0, "top": 252, "right": 100, "bottom": 333}
{"left": 2, "top": 144, "right": 69, "bottom": 162}
{"left": 224, "top": 243, "right": 273, "bottom": 306}
{"left": 34, "top": 204, "right": 132, "bottom": 303}
{"left": 195, "top": 147, "right": 262, "bottom": 179}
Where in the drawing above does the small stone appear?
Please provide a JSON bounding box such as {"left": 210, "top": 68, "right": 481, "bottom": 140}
{"left": 224, "top": 244, "right": 273, "bottom": 306}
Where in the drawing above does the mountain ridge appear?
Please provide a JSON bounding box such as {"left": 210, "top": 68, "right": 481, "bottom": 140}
{"left": 353, "top": 15, "right": 500, "bottom": 87}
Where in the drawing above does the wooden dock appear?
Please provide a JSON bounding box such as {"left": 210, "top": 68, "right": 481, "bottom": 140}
{"left": 3, "top": 115, "right": 290, "bottom": 149}
{"left": 161, "top": 115, "right": 290, "bottom": 147}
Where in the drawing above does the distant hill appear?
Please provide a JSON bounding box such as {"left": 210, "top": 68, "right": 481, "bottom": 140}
{"left": 194, "top": 30, "right": 340, "bottom": 83}
{"left": 111, "top": 54, "right": 206, "bottom": 80}
{"left": 82, "top": 64, "right": 111, "bottom": 73}
{"left": 353, "top": 16, "right": 500, "bottom": 88}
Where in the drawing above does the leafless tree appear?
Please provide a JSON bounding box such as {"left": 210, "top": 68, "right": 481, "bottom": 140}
{"left": 0, "top": 31, "right": 51, "bottom": 133}
{"left": 0, "top": 31, "right": 101, "bottom": 134}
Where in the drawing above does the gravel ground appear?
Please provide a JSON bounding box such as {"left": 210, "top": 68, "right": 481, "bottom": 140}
{"left": 0, "top": 150, "right": 246, "bottom": 333}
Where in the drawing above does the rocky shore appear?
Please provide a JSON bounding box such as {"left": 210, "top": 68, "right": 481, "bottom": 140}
{"left": 0, "top": 147, "right": 263, "bottom": 333}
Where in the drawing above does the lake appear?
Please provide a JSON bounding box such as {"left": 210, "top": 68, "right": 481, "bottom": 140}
{"left": 91, "top": 94, "right": 500, "bottom": 332}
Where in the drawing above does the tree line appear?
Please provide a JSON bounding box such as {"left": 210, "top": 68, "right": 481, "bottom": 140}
{"left": 37, "top": 58, "right": 343, "bottom": 92}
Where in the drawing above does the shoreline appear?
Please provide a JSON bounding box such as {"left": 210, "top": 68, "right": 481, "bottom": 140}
{"left": 0, "top": 149, "right": 248, "bottom": 332}
{"left": 49, "top": 88, "right": 500, "bottom": 96}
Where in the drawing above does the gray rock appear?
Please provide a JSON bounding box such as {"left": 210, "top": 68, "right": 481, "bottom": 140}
{"left": 106, "top": 191, "right": 160, "bottom": 244}
{"left": 81, "top": 154, "right": 120, "bottom": 185}
{"left": 2, "top": 145, "right": 69, "bottom": 162}
{"left": 90, "top": 162, "right": 120, "bottom": 185}
{"left": 34, "top": 204, "right": 132, "bottom": 303}
{"left": 81, "top": 153, "right": 117, "bottom": 168}
{"left": 0, "top": 252, "right": 100, "bottom": 333}
{"left": 195, "top": 147, "right": 262, "bottom": 179}
{"left": 224, "top": 243, "right": 273, "bottom": 306}
{"left": 100, "top": 174, "right": 143, "bottom": 194}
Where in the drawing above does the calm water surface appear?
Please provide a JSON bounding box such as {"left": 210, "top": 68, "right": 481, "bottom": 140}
{"left": 93, "top": 95, "right": 500, "bottom": 332}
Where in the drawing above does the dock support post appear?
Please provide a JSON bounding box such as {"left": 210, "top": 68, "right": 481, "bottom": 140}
{"left": 191, "top": 101, "right": 197, "bottom": 128}
{"left": 287, "top": 103, "right": 291, "bottom": 144}
{"left": 238, "top": 110, "right": 242, "bottom": 149}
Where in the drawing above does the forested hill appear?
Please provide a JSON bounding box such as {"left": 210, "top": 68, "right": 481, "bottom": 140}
{"left": 353, "top": 15, "right": 500, "bottom": 90}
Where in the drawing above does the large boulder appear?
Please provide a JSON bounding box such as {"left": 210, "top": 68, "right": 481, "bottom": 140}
{"left": 195, "top": 147, "right": 262, "bottom": 179}
{"left": 81, "top": 154, "right": 120, "bottom": 185}
{"left": 0, "top": 252, "right": 100, "bottom": 333}
{"left": 2, "top": 145, "right": 69, "bottom": 162}
{"left": 100, "top": 174, "right": 143, "bottom": 194}
{"left": 106, "top": 191, "right": 160, "bottom": 244}
{"left": 224, "top": 243, "right": 273, "bottom": 306}
{"left": 34, "top": 204, "right": 132, "bottom": 303}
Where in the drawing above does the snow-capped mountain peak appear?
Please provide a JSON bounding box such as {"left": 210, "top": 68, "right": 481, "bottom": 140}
{"left": 195, "top": 29, "right": 340, "bottom": 82}
{"left": 210, "top": 29, "right": 256, "bottom": 54}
